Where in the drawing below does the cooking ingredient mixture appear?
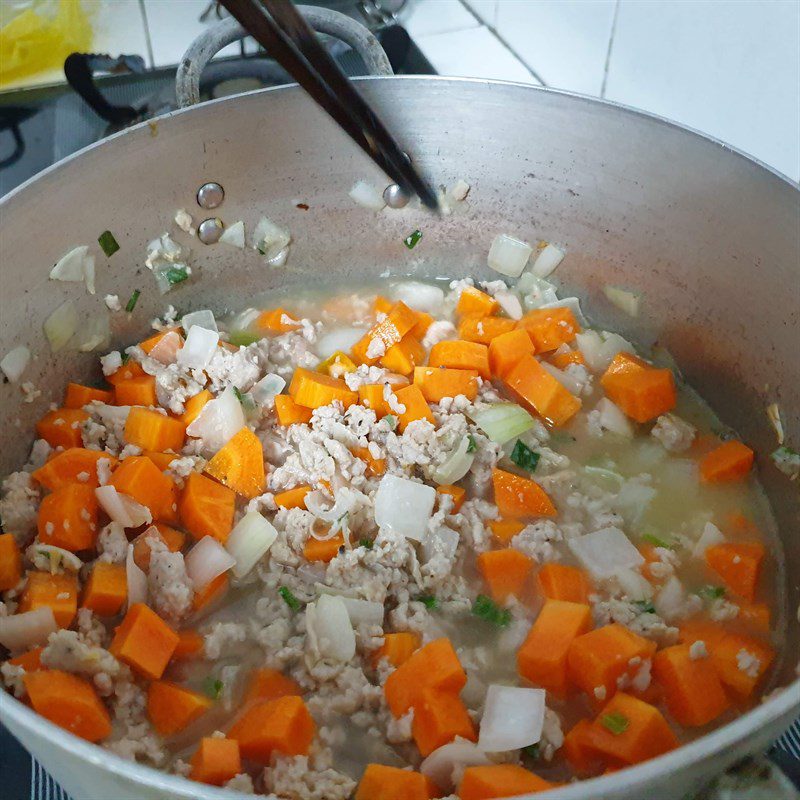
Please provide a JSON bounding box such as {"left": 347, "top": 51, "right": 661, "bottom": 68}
{"left": 0, "top": 264, "right": 779, "bottom": 799}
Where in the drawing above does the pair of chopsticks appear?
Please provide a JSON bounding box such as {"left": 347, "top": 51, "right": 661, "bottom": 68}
{"left": 218, "top": 0, "right": 440, "bottom": 212}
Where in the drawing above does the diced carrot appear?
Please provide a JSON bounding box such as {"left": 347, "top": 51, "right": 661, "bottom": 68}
{"left": 457, "top": 286, "right": 499, "bottom": 318}
{"left": 228, "top": 695, "right": 315, "bottom": 763}
{"left": 302, "top": 533, "right": 344, "bottom": 563}
{"left": 173, "top": 630, "right": 205, "bottom": 660}
{"left": 458, "top": 316, "right": 516, "bottom": 344}
{"left": 32, "top": 448, "right": 117, "bottom": 491}
{"left": 351, "top": 301, "right": 419, "bottom": 365}
{"left": 384, "top": 638, "right": 467, "bottom": 717}
{"left": 110, "top": 455, "right": 173, "bottom": 521}
{"left": 109, "top": 603, "right": 179, "bottom": 680}
{"left": 192, "top": 572, "right": 229, "bottom": 613}
{"left": 505, "top": 354, "right": 581, "bottom": 427}
{"left": 257, "top": 308, "right": 301, "bottom": 333}
{"left": 517, "top": 307, "right": 580, "bottom": 353}
{"left": 413, "top": 366, "right": 479, "bottom": 403}
{"left": 146, "top": 680, "right": 212, "bottom": 735}
{"left": 244, "top": 668, "right": 303, "bottom": 704}
{"left": 181, "top": 390, "right": 212, "bottom": 427}
{"left": 125, "top": 406, "right": 186, "bottom": 452}
{"left": 567, "top": 623, "right": 657, "bottom": 700}
{"left": 140, "top": 327, "right": 182, "bottom": 354}
{"left": 549, "top": 349, "right": 586, "bottom": 369}
{"left": 459, "top": 764, "right": 553, "bottom": 800}
{"left": 353, "top": 447, "right": 386, "bottom": 477}
{"left": 492, "top": 468, "right": 556, "bottom": 518}
{"left": 81, "top": 562, "right": 127, "bottom": 617}
{"left": 190, "top": 737, "right": 241, "bottom": 786}
{"left": 374, "top": 295, "right": 394, "bottom": 315}
{"left": 652, "top": 644, "right": 729, "bottom": 727}
{"left": 412, "top": 687, "right": 476, "bottom": 757}
{"left": 371, "top": 632, "right": 421, "bottom": 669}
{"left": 477, "top": 549, "right": 534, "bottom": 602}
{"left": 132, "top": 524, "right": 185, "bottom": 571}
{"left": 318, "top": 350, "right": 357, "bottom": 379}
{"left": 24, "top": 670, "right": 111, "bottom": 743}
{"left": 64, "top": 383, "right": 113, "bottom": 409}
{"left": 381, "top": 335, "right": 426, "bottom": 376}
{"left": 114, "top": 375, "right": 157, "bottom": 407}
{"left": 411, "top": 311, "right": 434, "bottom": 340}
{"left": 700, "top": 441, "right": 755, "bottom": 483}
{"left": 537, "top": 563, "right": 591, "bottom": 604}
{"left": 705, "top": 541, "right": 764, "bottom": 601}
{"left": 106, "top": 360, "right": 145, "bottom": 386}
{"left": 488, "top": 518, "right": 525, "bottom": 545}
{"left": 563, "top": 719, "right": 603, "bottom": 776}
{"left": 355, "top": 764, "right": 436, "bottom": 800}
{"left": 517, "top": 599, "right": 592, "bottom": 697}
{"left": 736, "top": 600, "right": 771, "bottom": 634}
{"left": 600, "top": 354, "right": 676, "bottom": 423}
{"left": 204, "top": 427, "right": 265, "bottom": 500}
{"left": 275, "top": 485, "right": 311, "bottom": 510}
{"left": 429, "top": 340, "right": 491, "bottom": 380}
{"left": 289, "top": 367, "right": 358, "bottom": 409}
{"left": 9, "top": 646, "right": 44, "bottom": 672}
{"left": 36, "top": 408, "right": 89, "bottom": 449}
{"left": 394, "top": 384, "right": 435, "bottom": 432}
{"left": 37, "top": 483, "right": 98, "bottom": 551}
{"left": 179, "top": 472, "right": 236, "bottom": 543}
{"left": 357, "top": 384, "right": 388, "bottom": 417}
{"left": 274, "top": 393, "right": 313, "bottom": 425}
{"left": 436, "top": 484, "right": 466, "bottom": 512}
{"left": 0, "top": 533, "right": 22, "bottom": 591}
{"left": 585, "top": 692, "right": 679, "bottom": 765}
{"left": 488, "top": 328, "right": 535, "bottom": 379}
{"left": 18, "top": 572, "right": 78, "bottom": 628}
{"left": 142, "top": 451, "right": 177, "bottom": 471}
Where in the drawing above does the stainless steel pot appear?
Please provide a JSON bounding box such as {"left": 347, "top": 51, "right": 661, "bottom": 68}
{"left": 0, "top": 15, "right": 798, "bottom": 800}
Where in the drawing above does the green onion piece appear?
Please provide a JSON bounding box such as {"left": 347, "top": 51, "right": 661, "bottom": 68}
{"left": 522, "top": 744, "right": 540, "bottom": 759}
{"left": 641, "top": 532, "right": 673, "bottom": 549}
{"left": 125, "top": 289, "right": 141, "bottom": 313}
{"left": 510, "top": 440, "right": 540, "bottom": 472}
{"left": 771, "top": 446, "right": 800, "bottom": 479}
{"left": 404, "top": 229, "right": 423, "bottom": 250}
{"left": 233, "top": 386, "right": 244, "bottom": 403}
{"left": 384, "top": 414, "right": 397, "bottom": 430}
{"left": 698, "top": 585, "right": 726, "bottom": 600}
{"left": 415, "top": 594, "right": 438, "bottom": 610}
{"left": 358, "top": 538, "right": 374, "bottom": 550}
{"left": 279, "top": 586, "right": 301, "bottom": 611}
{"left": 228, "top": 330, "right": 261, "bottom": 347}
{"left": 203, "top": 677, "right": 224, "bottom": 700}
{"left": 98, "top": 230, "right": 120, "bottom": 257}
{"left": 600, "top": 712, "right": 630, "bottom": 735}
{"left": 472, "top": 594, "right": 512, "bottom": 628}
{"left": 633, "top": 600, "right": 656, "bottom": 614}
{"left": 120, "top": 351, "right": 131, "bottom": 365}
{"left": 164, "top": 267, "right": 189, "bottom": 286}
{"left": 466, "top": 434, "right": 477, "bottom": 454}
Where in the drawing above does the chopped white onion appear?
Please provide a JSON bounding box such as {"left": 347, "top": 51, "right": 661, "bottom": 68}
{"left": 576, "top": 330, "right": 635, "bottom": 372}
{"left": 126, "top": 543, "right": 148, "bottom": 607}
{"left": 253, "top": 217, "right": 291, "bottom": 259}
{"left": 478, "top": 685, "right": 546, "bottom": 752}
{"left": 77, "top": 313, "right": 110, "bottom": 353}
{"left": 219, "top": 220, "right": 245, "bottom": 248}
{"left": 0, "top": 607, "right": 57, "bottom": 653}
{"left": 348, "top": 180, "right": 386, "bottom": 211}
{"left": 420, "top": 740, "right": 490, "bottom": 790}
{"left": 148, "top": 330, "right": 183, "bottom": 365}
{"left": 339, "top": 597, "right": 384, "bottom": 627}
{"left": 595, "top": 397, "right": 635, "bottom": 438}
{"left": 181, "top": 309, "right": 218, "bottom": 333}
{"left": 305, "top": 487, "right": 361, "bottom": 529}
{"left": 306, "top": 594, "right": 355, "bottom": 662}
{"left": 374, "top": 475, "right": 436, "bottom": 542}
{"left": 185, "top": 535, "right": 236, "bottom": 591}
{"left": 493, "top": 290, "right": 522, "bottom": 320}
{"left": 604, "top": 285, "right": 640, "bottom": 317}
{"left": 766, "top": 403, "right": 784, "bottom": 445}
{"left": 538, "top": 297, "right": 586, "bottom": 326}
{"left": 186, "top": 385, "right": 245, "bottom": 452}
{"left": 531, "top": 243, "right": 565, "bottom": 278}
{"left": 613, "top": 481, "right": 656, "bottom": 527}
{"left": 613, "top": 567, "right": 653, "bottom": 600}
{"left": 49, "top": 245, "right": 87, "bottom": 282}
{"left": 540, "top": 361, "right": 583, "bottom": 396}
{"left": 692, "top": 521, "right": 725, "bottom": 559}
{"left": 267, "top": 247, "right": 289, "bottom": 267}
{"left": 568, "top": 527, "right": 644, "bottom": 579}
{"left": 421, "top": 526, "right": 459, "bottom": 565}
{"left": 391, "top": 282, "right": 445, "bottom": 314}
{"left": 44, "top": 299, "right": 78, "bottom": 352}
{"left": 225, "top": 511, "right": 277, "bottom": 578}
{"left": 431, "top": 436, "right": 474, "bottom": 485}
{"left": 654, "top": 576, "right": 688, "bottom": 622}
{"left": 316, "top": 327, "right": 365, "bottom": 359}
{"left": 83, "top": 253, "right": 96, "bottom": 295}
{"left": 178, "top": 325, "right": 219, "bottom": 370}
{"left": 469, "top": 403, "right": 535, "bottom": 444}
{"left": 0, "top": 345, "right": 30, "bottom": 382}
{"left": 488, "top": 234, "right": 533, "bottom": 278}
{"left": 30, "top": 543, "right": 84, "bottom": 573}
{"left": 95, "top": 485, "right": 152, "bottom": 528}
{"left": 517, "top": 274, "right": 559, "bottom": 310}
{"left": 251, "top": 373, "right": 286, "bottom": 406}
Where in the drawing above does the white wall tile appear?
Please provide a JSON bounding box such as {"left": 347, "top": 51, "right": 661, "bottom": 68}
{"left": 401, "top": 0, "right": 481, "bottom": 39}
{"left": 495, "top": 0, "right": 617, "bottom": 95}
{"left": 605, "top": 0, "right": 800, "bottom": 182}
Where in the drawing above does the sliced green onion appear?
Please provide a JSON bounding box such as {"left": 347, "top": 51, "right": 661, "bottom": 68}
{"left": 279, "top": 586, "right": 301, "bottom": 611}
{"left": 120, "top": 351, "right": 131, "bottom": 365}
{"left": 203, "top": 677, "right": 223, "bottom": 700}
{"left": 383, "top": 414, "right": 397, "bottom": 430}
{"left": 358, "top": 538, "right": 373, "bottom": 550}
{"left": 228, "top": 330, "right": 261, "bottom": 347}
{"left": 125, "top": 290, "right": 141, "bottom": 313}
{"left": 404, "top": 229, "right": 423, "bottom": 250}
{"left": 415, "top": 594, "right": 438, "bottom": 610}
{"left": 233, "top": 386, "right": 244, "bottom": 403}
{"left": 469, "top": 403, "right": 535, "bottom": 445}
{"left": 98, "top": 230, "right": 120, "bottom": 257}
{"left": 600, "top": 712, "right": 630, "bottom": 735}
{"left": 633, "top": 600, "right": 656, "bottom": 614}
{"left": 164, "top": 267, "right": 189, "bottom": 285}
{"left": 522, "top": 744, "right": 540, "bottom": 759}
{"left": 510, "top": 440, "right": 540, "bottom": 472}
{"left": 472, "top": 594, "right": 511, "bottom": 628}
{"left": 698, "top": 585, "right": 726, "bottom": 600}
{"left": 466, "top": 434, "right": 477, "bottom": 453}
{"left": 641, "top": 532, "right": 673, "bottom": 549}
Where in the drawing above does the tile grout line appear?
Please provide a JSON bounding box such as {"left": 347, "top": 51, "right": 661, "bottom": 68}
{"left": 137, "top": 0, "right": 156, "bottom": 70}
{"left": 600, "top": 0, "right": 621, "bottom": 98}
{"left": 456, "top": 0, "right": 548, "bottom": 86}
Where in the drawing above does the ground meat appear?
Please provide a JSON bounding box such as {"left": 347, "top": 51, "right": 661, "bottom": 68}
{"left": 651, "top": 413, "right": 696, "bottom": 452}
{"left": 96, "top": 522, "right": 128, "bottom": 564}
{"left": 40, "top": 629, "right": 121, "bottom": 693}
{"left": 263, "top": 754, "right": 356, "bottom": 800}
{"left": 147, "top": 538, "right": 194, "bottom": 624}
{"left": 512, "top": 520, "right": 564, "bottom": 563}
{"left": 539, "top": 707, "right": 564, "bottom": 761}
{"left": 0, "top": 471, "right": 40, "bottom": 542}
{"left": 204, "top": 622, "right": 249, "bottom": 660}
{"left": 591, "top": 595, "right": 679, "bottom": 646}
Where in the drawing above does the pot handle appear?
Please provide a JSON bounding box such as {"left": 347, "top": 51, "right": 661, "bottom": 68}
{"left": 176, "top": 6, "right": 393, "bottom": 108}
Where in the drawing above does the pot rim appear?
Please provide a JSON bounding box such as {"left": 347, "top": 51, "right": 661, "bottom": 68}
{"left": 1, "top": 76, "right": 797, "bottom": 798}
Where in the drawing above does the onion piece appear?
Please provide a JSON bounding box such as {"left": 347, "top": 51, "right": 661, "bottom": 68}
{"left": 488, "top": 234, "right": 532, "bottom": 278}
{"left": 226, "top": 511, "right": 277, "bottom": 578}
{"left": 178, "top": 325, "right": 219, "bottom": 370}
{"left": 253, "top": 217, "right": 291, "bottom": 259}
{"left": 576, "top": 330, "right": 635, "bottom": 372}
{"left": 613, "top": 481, "right": 656, "bottom": 527}
{"left": 83, "top": 253, "right": 96, "bottom": 295}
{"left": 219, "top": 220, "right": 245, "bottom": 248}
{"left": 692, "top": 521, "right": 725, "bottom": 559}
{"left": 95, "top": 485, "right": 152, "bottom": 528}
{"left": 339, "top": 597, "right": 384, "bottom": 626}
{"left": 186, "top": 385, "right": 245, "bottom": 452}
{"left": 0, "top": 345, "right": 30, "bottom": 382}
{"left": 316, "top": 327, "right": 365, "bottom": 359}
{"left": 469, "top": 403, "right": 535, "bottom": 444}
{"left": 478, "top": 685, "right": 546, "bottom": 752}
{"left": 44, "top": 299, "right": 78, "bottom": 352}
{"left": 540, "top": 361, "right": 583, "bottom": 396}
{"left": 493, "top": 290, "right": 522, "bottom": 320}
{"left": 306, "top": 594, "right": 355, "bottom": 662}
{"left": 251, "top": 373, "right": 286, "bottom": 406}
{"left": 595, "top": 398, "right": 635, "bottom": 438}
{"left": 0, "top": 607, "right": 57, "bottom": 653}
{"left": 126, "top": 543, "right": 148, "bottom": 607}
{"left": 148, "top": 330, "right": 183, "bottom": 365}
{"left": 531, "top": 243, "right": 565, "bottom": 277}
{"left": 568, "top": 527, "right": 644, "bottom": 580}
{"left": 766, "top": 403, "right": 784, "bottom": 445}
{"left": 604, "top": 285, "right": 640, "bottom": 317}
{"left": 185, "top": 535, "right": 236, "bottom": 591}
{"left": 613, "top": 567, "right": 653, "bottom": 600}
{"left": 181, "top": 309, "right": 218, "bottom": 333}
{"left": 517, "top": 273, "right": 559, "bottom": 309}
{"left": 421, "top": 526, "right": 459, "bottom": 564}
{"left": 538, "top": 297, "right": 586, "bottom": 326}
{"left": 374, "top": 474, "right": 435, "bottom": 542}
{"left": 391, "top": 282, "right": 445, "bottom": 314}
{"left": 348, "top": 180, "right": 386, "bottom": 211}
{"left": 431, "top": 436, "right": 474, "bottom": 485}
{"left": 420, "top": 740, "right": 490, "bottom": 790}
{"left": 654, "top": 575, "right": 688, "bottom": 622}
{"left": 77, "top": 312, "right": 110, "bottom": 353}
{"left": 49, "top": 245, "right": 87, "bottom": 282}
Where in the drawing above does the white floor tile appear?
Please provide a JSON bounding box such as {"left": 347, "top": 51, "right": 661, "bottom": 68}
{"left": 416, "top": 25, "right": 539, "bottom": 83}
{"left": 401, "top": 0, "right": 482, "bottom": 39}
{"left": 495, "top": 0, "right": 617, "bottom": 95}
{"left": 605, "top": 0, "right": 800, "bottom": 182}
